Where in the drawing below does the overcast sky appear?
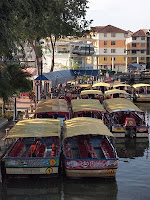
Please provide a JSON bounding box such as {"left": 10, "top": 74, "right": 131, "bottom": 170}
{"left": 86, "top": 0, "right": 150, "bottom": 32}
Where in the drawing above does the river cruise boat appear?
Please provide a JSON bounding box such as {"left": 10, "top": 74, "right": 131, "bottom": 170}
{"left": 1, "top": 118, "right": 61, "bottom": 178}
{"left": 103, "top": 98, "right": 149, "bottom": 138}
{"left": 104, "top": 89, "right": 132, "bottom": 101}
{"left": 132, "top": 83, "right": 150, "bottom": 102}
{"left": 62, "top": 117, "right": 118, "bottom": 178}
{"left": 71, "top": 99, "right": 106, "bottom": 119}
{"left": 34, "top": 99, "right": 70, "bottom": 127}
{"left": 80, "top": 90, "right": 104, "bottom": 103}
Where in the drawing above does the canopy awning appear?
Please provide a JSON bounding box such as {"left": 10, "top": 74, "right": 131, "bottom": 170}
{"left": 71, "top": 99, "right": 106, "bottom": 113}
{"left": 92, "top": 82, "right": 111, "bottom": 88}
{"left": 128, "top": 63, "right": 144, "bottom": 70}
{"left": 71, "top": 84, "right": 91, "bottom": 88}
{"left": 104, "top": 89, "right": 129, "bottom": 96}
{"left": 35, "top": 70, "right": 74, "bottom": 87}
{"left": 132, "top": 83, "right": 150, "bottom": 88}
{"left": 6, "top": 119, "right": 61, "bottom": 138}
{"left": 63, "top": 117, "right": 114, "bottom": 139}
{"left": 80, "top": 90, "right": 103, "bottom": 96}
{"left": 113, "top": 83, "right": 131, "bottom": 88}
{"left": 35, "top": 99, "right": 69, "bottom": 114}
{"left": 103, "top": 98, "right": 142, "bottom": 113}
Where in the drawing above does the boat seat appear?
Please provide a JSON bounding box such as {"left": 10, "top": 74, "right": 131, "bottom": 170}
{"left": 9, "top": 142, "right": 26, "bottom": 157}
{"left": 79, "top": 143, "right": 88, "bottom": 159}
{"left": 36, "top": 144, "right": 47, "bottom": 157}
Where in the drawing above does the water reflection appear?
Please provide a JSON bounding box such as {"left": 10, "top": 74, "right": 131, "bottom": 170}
{"left": 62, "top": 177, "right": 118, "bottom": 200}
{"left": 116, "top": 138, "right": 149, "bottom": 159}
{"left": 1, "top": 177, "right": 61, "bottom": 200}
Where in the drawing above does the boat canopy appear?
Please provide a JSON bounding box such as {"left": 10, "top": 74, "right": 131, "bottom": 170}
{"left": 92, "top": 82, "right": 111, "bottom": 88}
{"left": 71, "top": 99, "right": 106, "bottom": 113}
{"left": 6, "top": 119, "right": 61, "bottom": 139}
{"left": 35, "top": 99, "right": 69, "bottom": 114}
{"left": 104, "top": 89, "right": 129, "bottom": 96}
{"left": 70, "top": 84, "right": 91, "bottom": 88}
{"left": 132, "top": 83, "right": 150, "bottom": 88}
{"left": 63, "top": 117, "right": 114, "bottom": 139}
{"left": 80, "top": 90, "right": 103, "bottom": 96}
{"left": 103, "top": 98, "right": 142, "bottom": 113}
{"left": 113, "top": 83, "right": 131, "bottom": 88}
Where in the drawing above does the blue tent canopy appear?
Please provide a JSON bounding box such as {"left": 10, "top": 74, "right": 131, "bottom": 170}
{"left": 128, "top": 63, "right": 144, "bottom": 70}
{"left": 35, "top": 69, "right": 99, "bottom": 86}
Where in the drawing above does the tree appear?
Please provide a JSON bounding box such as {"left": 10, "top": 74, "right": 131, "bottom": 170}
{"left": 0, "top": 63, "right": 32, "bottom": 116}
{"left": 42, "top": 0, "right": 91, "bottom": 71}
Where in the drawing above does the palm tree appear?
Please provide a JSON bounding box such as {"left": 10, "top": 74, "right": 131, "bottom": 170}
{"left": 0, "top": 63, "right": 32, "bottom": 116}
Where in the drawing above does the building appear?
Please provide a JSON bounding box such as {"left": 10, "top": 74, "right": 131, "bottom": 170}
{"left": 126, "top": 29, "right": 147, "bottom": 68}
{"left": 90, "top": 25, "right": 129, "bottom": 72}
{"left": 41, "top": 38, "right": 95, "bottom": 73}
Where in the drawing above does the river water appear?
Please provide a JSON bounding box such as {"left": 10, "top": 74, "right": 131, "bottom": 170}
{"left": 0, "top": 103, "right": 150, "bottom": 200}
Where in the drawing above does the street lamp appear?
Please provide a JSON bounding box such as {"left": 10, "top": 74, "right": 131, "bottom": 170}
{"left": 13, "top": 93, "right": 18, "bottom": 122}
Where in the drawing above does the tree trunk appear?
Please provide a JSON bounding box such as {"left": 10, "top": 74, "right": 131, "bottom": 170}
{"left": 50, "top": 36, "right": 56, "bottom": 72}
{"left": 1, "top": 98, "right": 5, "bottom": 117}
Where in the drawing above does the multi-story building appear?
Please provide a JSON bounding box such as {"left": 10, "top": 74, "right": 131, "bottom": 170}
{"left": 126, "top": 29, "right": 147, "bottom": 68}
{"left": 90, "top": 25, "right": 128, "bottom": 72}
{"left": 41, "top": 38, "right": 95, "bottom": 73}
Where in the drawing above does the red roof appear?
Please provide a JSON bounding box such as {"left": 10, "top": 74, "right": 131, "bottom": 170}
{"left": 132, "top": 29, "right": 147, "bottom": 37}
{"left": 92, "top": 25, "right": 127, "bottom": 33}
{"left": 22, "top": 67, "right": 37, "bottom": 76}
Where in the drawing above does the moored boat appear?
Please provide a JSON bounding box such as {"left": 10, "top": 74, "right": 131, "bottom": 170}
{"left": 62, "top": 117, "right": 118, "bottom": 178}
{"left": 80, "top": 89, "right": 104, "bottom": 103}
{"left": 92, "top": 82, "right": 111, "bottom": 93}
{"left": 1, "top": 118, "right": 61, "bottom": 178}
{"left": 104, "top": 89, "right": 131, "bottom": 100}
{"left": 71, "top": 99, "right": 106, "bottom": 119}
{"left": 103, "top": 98, "right": 149, "bottom": 138}
{"left": 34, "top": 99, "right": 70, "bottom": 127}
{"left": 132, "top": 83, "right": 150, "bottom": 102}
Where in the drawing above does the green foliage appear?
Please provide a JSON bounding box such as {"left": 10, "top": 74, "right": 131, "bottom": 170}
{"left": 0, "top": 63, "right": 32, "bottom": 102}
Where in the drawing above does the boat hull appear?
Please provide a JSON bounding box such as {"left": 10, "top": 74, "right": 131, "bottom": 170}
{"left": 65, "top": 168, "right": 117, "bottom": 178}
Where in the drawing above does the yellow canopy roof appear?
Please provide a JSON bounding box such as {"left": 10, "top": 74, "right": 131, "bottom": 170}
{"left": 35, "top": 99, "right": 69, "bottom": 113}
{"left": 104, "top": 89, "right": 129, "bottom": 96}
{"left": 103, "top": 98, "right": 142, "bottom": 113}
{"left": 80, "top": 90, "right": 103, "bottom": 96}
{"left": 92, "top": 82, "right": 110, "bottom": 88}
{"left": 63, "top": 117, "right": 114, "bottom": 139}
{"left": 71, "top": 84, "right": 91, "bottom": 88}
{"left": 6, "top": 119, "right": 61, "bottom": 138}
{"left": 71, "top": 99, "right": 106, "bottom": 113}
{"left": 113, "top": 83, "right": 131, "bottom": 88}
{"left": 132, "top": 83, "right": 150, "bottom": 88}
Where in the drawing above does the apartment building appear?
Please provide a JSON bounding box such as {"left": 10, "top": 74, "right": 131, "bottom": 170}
{"left": 90, "top": 25, "right": 128, "bottom": 72}
{"left": 126, "top": 29, "right": 147, "bottom": 68}
{"left": 41, "top": 38, "right": 95, "bottom": 73}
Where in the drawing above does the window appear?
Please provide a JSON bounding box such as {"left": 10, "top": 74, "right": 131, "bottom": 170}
{"left": 132, "top": 43, "right": 136, "bottom": 47}
{"left": 141, "top": 37, "right": 145, "bottom": 40}
{"left": 132, "top": 50, "right": 136, "bottom": 54}
{"left": 104, "top": 57, "right": 107, "bottom": 61}
{"left": 104, "top": 49, "right": 107, "bottom": 53}
{"left": 124, "top": 49, "right": 126, "bottom": 53}
{"left": 111, "top": 33, "right": 116, "bottom": 37}
{"left": 141, "top": 57, "right": 145, "bottom": 60}
{"left": 104, "top": 41, "right": 107, "bottom": 45}
{"left": 141, "top": 43, "right": 145, "bottom": 47}
{"left": 111, "top": 41, "right": 116, "bottom": 45}
{"left": 132, "top": 57, "right": 136, "bottom": 61}
{"left": 111, "top": 57, "right": 115, "bottom": 61}
{"left": 132, "top": 37, "right": 136, "bottom": 40}
{"left": 141, "top": 50, "right": 145, "bottom": 54}
{"left": 104, "top": 33, "right": 107, "bottom": 37}
{"left": 111, "top": 49, "right": 116, "bottom": 53}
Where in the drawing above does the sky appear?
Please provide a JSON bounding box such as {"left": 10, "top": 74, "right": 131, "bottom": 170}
{"left": 86, "top": 0, "right": 150, "bottom": 32}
